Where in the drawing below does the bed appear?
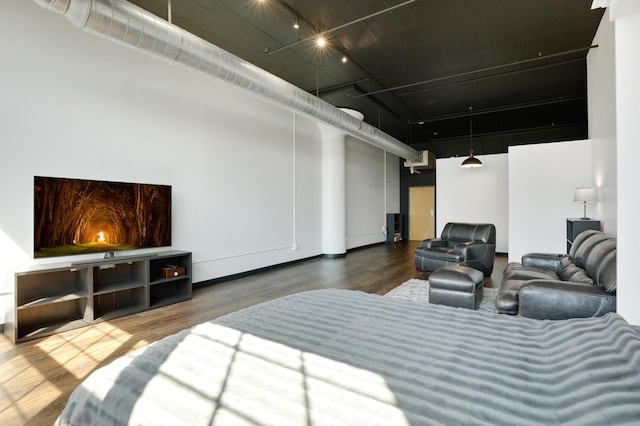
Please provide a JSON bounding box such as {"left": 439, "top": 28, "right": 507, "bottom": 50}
{"left": 56, "top": 289, "right": 640, "bottom": 425}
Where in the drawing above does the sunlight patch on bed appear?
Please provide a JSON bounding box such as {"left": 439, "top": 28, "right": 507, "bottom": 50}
{"left": 79, "top": 322, "right": 412, "bottom": 425}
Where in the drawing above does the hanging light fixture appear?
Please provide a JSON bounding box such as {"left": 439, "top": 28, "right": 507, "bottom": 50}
{"left": 461, "top": 106, "right": 483, "bottom": 168}
{"left": 293, "top": 16, "right": 300, "bottom": 29}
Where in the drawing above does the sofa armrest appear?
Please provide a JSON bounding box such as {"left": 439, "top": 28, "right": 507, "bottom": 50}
{"left": 455, "top": 241, "right": 496, "bottom": 275}
{"left": 521, "top": 253, "right": 564, "bottom": 272}
{"left": 518, "top": 280, "right": 616, "bottom": 320}
{"left": 455, "top": 241, "right": 492, "bottom": 257}
{"left": 420, "top": 238, "right": 447, "bottom": 249}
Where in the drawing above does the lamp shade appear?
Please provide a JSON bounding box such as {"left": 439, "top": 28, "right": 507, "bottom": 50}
{"left": 574, "top": 187, "right": 597, "bottom": 202}
{"left": 461, "top": 154, "right": 483, "bottom": 168}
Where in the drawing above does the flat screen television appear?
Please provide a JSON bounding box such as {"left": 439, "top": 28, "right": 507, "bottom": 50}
{"left": 34, "top": 176, "right": 171, "bottom": 259}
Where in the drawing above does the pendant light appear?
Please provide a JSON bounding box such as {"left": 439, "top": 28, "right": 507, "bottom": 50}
{"left": 461, "top": 106, "right": 483, "bottom": 168}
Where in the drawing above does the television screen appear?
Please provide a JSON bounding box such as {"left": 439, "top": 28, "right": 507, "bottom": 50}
{"left": 34, "top": 176, "right": 171, "bottom": 258}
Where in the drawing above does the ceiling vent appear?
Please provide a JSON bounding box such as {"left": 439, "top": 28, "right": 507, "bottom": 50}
{"left": 404, "top": 150, "right": 435, "bottom": 174}
{"left": 33, "top": 0, "right": 420, "bottom": 162}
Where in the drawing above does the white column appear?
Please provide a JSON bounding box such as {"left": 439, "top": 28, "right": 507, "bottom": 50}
{"left": 320, "top": 126, "right": 347, "bottom": 257}
{"left": 319, "top": 109, "right": 364, "bottom": 257}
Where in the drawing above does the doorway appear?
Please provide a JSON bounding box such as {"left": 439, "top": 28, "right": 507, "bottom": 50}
{"left": 409, "top": 186, "right": 435, "bottom": 241}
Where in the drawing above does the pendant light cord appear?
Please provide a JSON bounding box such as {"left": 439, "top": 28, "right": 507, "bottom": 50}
{"left": 469, "top": 105, "right": 473, "bottom": 153}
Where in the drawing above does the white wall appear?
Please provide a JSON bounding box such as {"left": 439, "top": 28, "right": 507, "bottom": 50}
{"left": 385, "top": 152, "right": 401, "bottom": 214}
{"left": 508, "top": 141, "right": 593, "bottom": 262}
{"left": 0, "top": 1, "right": 318, "bottom": 278}
{"left": 613, "top": 10, "right": 640, "bottom": 325}
{"left": 435, "top": 154, "right": 509, "bottom": 253}
{"left": 346, "top": 137, "right": 388, "bottom": 249}
{"left": 587, "top": 3, "right": 640, "bottom": 326}
{"left": 588, "top": 9, "right": 617, "bottom": 234}
{"left": 0, "top": 1, "right": 397, "bottom": 324}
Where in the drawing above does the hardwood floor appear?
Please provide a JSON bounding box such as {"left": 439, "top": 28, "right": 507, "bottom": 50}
{"left": 0, "top": 242, "right": 506, "bottom": 425}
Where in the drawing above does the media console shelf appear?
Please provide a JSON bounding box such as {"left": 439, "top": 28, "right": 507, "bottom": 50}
{"left": 149, "top": 252, "right": 192, "bottom": 309}
{"left": 5, "top": 250, "right": 192, "bottom": 343}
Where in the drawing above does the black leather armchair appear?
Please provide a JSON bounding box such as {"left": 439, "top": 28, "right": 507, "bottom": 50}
{"left": 414, "top": 223, "right": 496, "bottom": 276}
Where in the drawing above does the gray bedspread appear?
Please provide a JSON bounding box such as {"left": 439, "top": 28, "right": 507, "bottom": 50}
{"left": 57, "top": 289, "right": 640, "bottom": 425}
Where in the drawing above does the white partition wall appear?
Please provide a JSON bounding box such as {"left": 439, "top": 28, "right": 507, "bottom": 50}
{"left": 586, "top": 3, "right": 640, "bottom": 325}
{"left": 435, "top": 154, "right": 509, "bottom": 253}
{"left": 508, "top": 141, "right": 593, "bottom": 262}
{"left": 612, "top": 8, "right": 640, "bottom": 325}
{"left": 588, "top": 8, "right": 617, "bottom": 235}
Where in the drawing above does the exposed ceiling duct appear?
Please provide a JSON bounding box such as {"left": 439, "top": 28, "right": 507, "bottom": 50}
{"left": 33, "top": 0, "right": 420, "bottom": 162}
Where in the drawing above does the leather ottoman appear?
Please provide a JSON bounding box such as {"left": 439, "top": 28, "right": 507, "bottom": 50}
{"left": 428, "top": 265, "right": 484, "bottom": 310}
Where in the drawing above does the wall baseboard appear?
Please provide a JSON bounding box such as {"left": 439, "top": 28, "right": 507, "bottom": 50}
{"left": 193, "top": 255, "right": 322, "bottom": 288}
{"left": 194, "top": 242, "right": 387, "bottom": 288}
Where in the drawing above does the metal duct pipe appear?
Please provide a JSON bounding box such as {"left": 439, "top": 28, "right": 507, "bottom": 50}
{"left": 33, "top": 0, "right": 420, "bottom": 161}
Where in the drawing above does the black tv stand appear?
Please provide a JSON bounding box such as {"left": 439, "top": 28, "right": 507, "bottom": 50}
{"left": 5, "top": 250, "right": 191, "bottom": 343}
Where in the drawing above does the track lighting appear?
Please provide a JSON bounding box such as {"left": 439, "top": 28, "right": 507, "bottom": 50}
{"left": 265, "top": 0, "right": 416, "bottom": 57}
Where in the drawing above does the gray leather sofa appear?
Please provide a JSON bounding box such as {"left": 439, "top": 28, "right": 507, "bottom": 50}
{"left": 496, "top": 230, "right": 616, "bottom": 319}
{"left": 414, "top": 223, "right": 496, "bottom": 276}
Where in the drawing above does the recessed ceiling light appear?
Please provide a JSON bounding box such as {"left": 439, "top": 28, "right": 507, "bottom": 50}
{"left": 316, "top": 35, "right": 326, "bottom": 47}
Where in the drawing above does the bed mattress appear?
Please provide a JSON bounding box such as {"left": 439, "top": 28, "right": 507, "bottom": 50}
{"left": 56, "top": 289, "right": 640, "bottom": 425}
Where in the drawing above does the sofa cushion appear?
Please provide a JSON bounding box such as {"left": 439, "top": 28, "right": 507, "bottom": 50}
{"left": 585, "top": 239, "right": 616, "bottom": 285}
{"left": 558, "top": 256, "right": 595, "bottom": 284}
{"left": 415, "top": 247, "right": 464, "bottom": 262}
{"left": 570, "top": 231, "right": 610, "bottom": 269}
{"left": 595, "top": 250, "right": 617, "bottom": 294}
{"left": 440, "top": 223, "right": 495, "bottom": 245}
{"left": 502, "top": 269, "right": 559, "bottom": 281}
{"left": 502, "top": 263, "right": 559, "bottom": 281}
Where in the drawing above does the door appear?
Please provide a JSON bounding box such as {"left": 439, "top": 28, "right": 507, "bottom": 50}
{"left": 409, "top": 186, "right": 435, "bottom": 241}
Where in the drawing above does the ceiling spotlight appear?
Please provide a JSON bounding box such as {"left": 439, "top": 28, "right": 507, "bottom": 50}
{"left": 316, "top": 35, "right": 326, "bottom": 48}
{"left": 341, "top": 55, "right": 347, "bottom": 63}
{"left": 293, "top": 17, "right": 299, "bottom": 29}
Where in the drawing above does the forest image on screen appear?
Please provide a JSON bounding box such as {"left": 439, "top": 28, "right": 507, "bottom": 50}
{"left": 34, "top": 177, "right": 171, "bottom": 258}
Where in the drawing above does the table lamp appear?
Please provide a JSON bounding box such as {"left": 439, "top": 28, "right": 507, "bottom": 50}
{"left": 574, "top": 187, "right": 597, "bottom": 219}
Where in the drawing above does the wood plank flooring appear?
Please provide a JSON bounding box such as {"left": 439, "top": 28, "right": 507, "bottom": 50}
{"left": 0, "top": 241, "right": 506, "bottom": 425}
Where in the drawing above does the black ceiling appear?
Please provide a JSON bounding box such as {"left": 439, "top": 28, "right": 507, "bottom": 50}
{"left": 128, "top": 0, "right": 603, "bottom": 155}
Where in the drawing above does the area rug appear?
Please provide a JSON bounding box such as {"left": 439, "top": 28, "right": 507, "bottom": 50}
{"left": 385, "top": 278, "right": 499, "bottom": 313}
